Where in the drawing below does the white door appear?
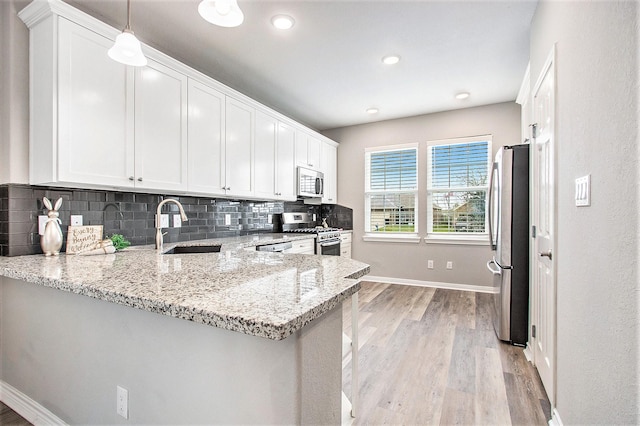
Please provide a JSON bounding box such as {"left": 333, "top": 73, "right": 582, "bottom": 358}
{"left": 531, "top": 47, "right": 556, "bottom": 405}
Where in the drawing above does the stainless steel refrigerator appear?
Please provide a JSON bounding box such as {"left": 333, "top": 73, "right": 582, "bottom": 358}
{"left": 486, "top": 144, "right": 530, "bottom": 346}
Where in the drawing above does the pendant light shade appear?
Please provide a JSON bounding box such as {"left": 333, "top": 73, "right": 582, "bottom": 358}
{"left": 198, "top": 0, "right": 244, "bottom": 28}
{"left": 108, "top": 0, "right": 147, "bottom": 67}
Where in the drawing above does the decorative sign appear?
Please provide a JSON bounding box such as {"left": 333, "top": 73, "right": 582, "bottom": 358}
{"left": 66, "top": 225, "right": 103, "bottom": 254}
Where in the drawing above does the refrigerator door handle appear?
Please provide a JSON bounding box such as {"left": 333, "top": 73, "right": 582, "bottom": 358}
{"left": 493, "top": 257, "right": 513, "bottom": 270}
{"left": 487, "top": 161, "right": 499, "bottom": 250}
{"left": 486, "top": 259, "right": 501, "bottom": 275}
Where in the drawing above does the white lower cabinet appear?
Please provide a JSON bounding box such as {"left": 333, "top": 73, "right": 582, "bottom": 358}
{"left": 287, "top": 239, "right": 315, "bottom": 255}
{"left": 340, "top": 232, "right": 352, "bottom": 258}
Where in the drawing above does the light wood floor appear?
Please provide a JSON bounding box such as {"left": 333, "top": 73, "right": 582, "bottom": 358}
{"left": 0, "top": 402, "right": 30, "bottom": 426}
{"left": 1, "top": 282, "right": 549, "bottom": 426}
{"left": 342, "top": 281, "right": 551, "bottom": 425}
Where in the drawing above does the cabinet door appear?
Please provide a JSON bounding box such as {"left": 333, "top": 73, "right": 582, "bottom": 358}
{"left": 295, "top": 132, "right": 321, "bottom": 169}
{"left": 57, "top": 18, "right": 134, "bottom": 187}
{"left": 187, "top": 79, "right": 226, "bottom": 195}
{"left": 134, "top": 59, "right": 188, "bottom": 191}
{"left": 254, "top": 110, "right": 277, "bottom": 199}
{"left": 225, "top": 97, "right": 254, "bottom": 197}
{"left": 321, "top": 142, "right": 337, "bottom": 204}
{"left": 289, "top": 239, "right": 315, "bottom": 254}
{"left": 307, "top": 135, "right": 321, "bottom": 170}
{"left": 275, "top": 122, "right": 296, "bottom": 200}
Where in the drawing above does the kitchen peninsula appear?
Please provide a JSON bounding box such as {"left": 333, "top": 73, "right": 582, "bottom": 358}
{"left": 0, "top": 236, "right": 369, "bottom": 424}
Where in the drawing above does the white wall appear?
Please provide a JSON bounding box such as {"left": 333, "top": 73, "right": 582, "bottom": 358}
{"left": 0, "top": 0, "right": 30, "bottom": 184}
{"left": 530, "top": 1, "right": 638, "bottom": 423}
{"left": 323, "top": 102, "right": 521, "bottom": 288}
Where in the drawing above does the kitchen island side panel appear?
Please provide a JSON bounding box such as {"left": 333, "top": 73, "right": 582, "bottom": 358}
{"left": 0, "top": 277, "right": 343, "bottom": 424}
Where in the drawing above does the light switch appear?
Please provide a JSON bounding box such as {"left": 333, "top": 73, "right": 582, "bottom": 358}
{"left": 173, "top": 214, "right": 182, "bottom": 228}
{"left": 575, "top": 175, "right": 591, "bottom": 207}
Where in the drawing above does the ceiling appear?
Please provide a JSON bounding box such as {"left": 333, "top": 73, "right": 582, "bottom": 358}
{"left": 65, "top": 0, "right": 538, "bottom": 132}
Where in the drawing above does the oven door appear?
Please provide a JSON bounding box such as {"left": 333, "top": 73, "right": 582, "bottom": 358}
{"left": 317, "top": 239, "right": 341, "bottom": 256}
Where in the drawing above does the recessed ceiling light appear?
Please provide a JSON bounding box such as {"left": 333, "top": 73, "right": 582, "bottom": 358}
{"left": 382, "top": 55, "right": 400, "bottom": 65}
{"left": 271, "top": 15, "right": 295, "bottom": 30}
{"left": 366, "top": 108, "right": 379, "bottom": 114}
{"left": 455, "top": 92, "right": 470, "bottom": 100}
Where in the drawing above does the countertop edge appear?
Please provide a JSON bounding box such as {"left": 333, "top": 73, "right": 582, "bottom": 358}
{"left": 0, "top": 252, "right": 370, "bottom": 341}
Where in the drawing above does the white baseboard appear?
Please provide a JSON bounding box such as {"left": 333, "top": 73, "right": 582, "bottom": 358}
{"left": 0, "top": 381, "right": 66, "bottom": 425}
{"left": 523, "top": 344, "right": 533, "bottom": 362}
{"left": 549, "top": 407, "right": 563, "bottom": 426}
{"left": 363, "top": 275, "right": 495, "bottom": 293}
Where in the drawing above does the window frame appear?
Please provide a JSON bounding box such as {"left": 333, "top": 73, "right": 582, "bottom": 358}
{"left": 424, "top": 135, "right": 493, "bottom": 245}
{"left": 364, "top": 143, "right": 420, "bottom": 242}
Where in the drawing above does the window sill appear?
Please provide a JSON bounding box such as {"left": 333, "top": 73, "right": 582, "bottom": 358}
{"left": 424, "top": 235, "right": 490, "bottom": 246}
{"left": 363, "top": 234, "right": 421, "bottom": 243}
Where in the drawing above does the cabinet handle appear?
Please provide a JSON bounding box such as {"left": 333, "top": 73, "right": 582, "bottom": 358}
{"left": 308, "top": 163, "right": 313, "bottom": 167}
{"left": 129, "top": 176, "right": 134, "bottom": 181}
{"left": 137, "top": 177, "right": 143, "bottom": 182}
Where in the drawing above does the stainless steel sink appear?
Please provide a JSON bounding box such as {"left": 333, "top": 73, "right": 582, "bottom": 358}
{"left": 163, "top": 245, "right": 222, "bottom": 254}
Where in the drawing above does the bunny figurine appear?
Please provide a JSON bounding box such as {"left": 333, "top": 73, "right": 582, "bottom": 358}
{"left": 41, "top": 197, "right": 63, "bottom": 256}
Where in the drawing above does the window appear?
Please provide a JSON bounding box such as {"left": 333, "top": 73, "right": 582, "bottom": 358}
{"left": 426, "top": 136, "right": 492, "bottom": 240}
{"left": 365, "top": 144, "right": 418, "bottom": 235}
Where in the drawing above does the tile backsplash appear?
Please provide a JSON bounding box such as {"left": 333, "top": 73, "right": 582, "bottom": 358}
{"left": 0, "top": 184, "right": 325, "bottom": 257}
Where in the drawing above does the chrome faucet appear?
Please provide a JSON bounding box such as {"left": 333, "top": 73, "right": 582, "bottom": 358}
{"left": 155, "top": 199, "right": 188, "bottom": 251}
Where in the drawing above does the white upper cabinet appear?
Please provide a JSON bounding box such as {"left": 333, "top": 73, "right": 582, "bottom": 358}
{"left": 254, "top": 110, "right": 277, "bottom": 199}
{"left": 134, "top": 59, "right": 188, "bottom": 191}
{"left": 20, "top": 0, "right": 338, "bottom": 201}
{"left": 296, "top": 132, "right": 321, "bottom": 170}
{"left": 35, "top": 18, "right": 134, "bottom": 187}
{"left": 187, "top": 79, "right": 226, "bottom": 196}
{"left": 254, "top": 111, "right": 297, "bottom": 201}
{"left": 321, "top": 142, "right": 337, "bottom": 204}
{"left": 275, "top": 122, "right": 297, "bottom": 200}
{"left": 225, "top": 97, "right": 254, "bottom": 197}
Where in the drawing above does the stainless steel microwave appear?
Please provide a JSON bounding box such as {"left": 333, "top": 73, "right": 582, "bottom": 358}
{"left": 297, "top": 167, "right": 324, "bottom": 198}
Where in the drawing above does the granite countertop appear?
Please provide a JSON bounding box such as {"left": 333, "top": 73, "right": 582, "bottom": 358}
{"left": 0, "top": 234, "right": 369, "bottom": 340}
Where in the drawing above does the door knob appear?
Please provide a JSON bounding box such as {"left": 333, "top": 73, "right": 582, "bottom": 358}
{"left": 539, "top": 250, "right": 553, "bottom": 260}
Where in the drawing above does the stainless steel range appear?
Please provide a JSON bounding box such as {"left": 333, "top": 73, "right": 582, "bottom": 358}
{"left": 281, "top": 213, "right": 341, "bottom": 256}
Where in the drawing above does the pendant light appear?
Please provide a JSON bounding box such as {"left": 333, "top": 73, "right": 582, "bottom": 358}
{"left": 108, "top": 0, "right": 147, "bottom": 67}
{"left": 198, "top": 0, "right": 244, "bottom": 28}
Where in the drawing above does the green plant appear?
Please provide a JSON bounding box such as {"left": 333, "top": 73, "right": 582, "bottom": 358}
{"left": 109, "top": 234, "right": 131, "bottom": 251}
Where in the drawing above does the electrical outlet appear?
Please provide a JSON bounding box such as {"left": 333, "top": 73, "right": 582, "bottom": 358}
{"left": 38, "top": 215, "right": 48, "bottom": 235}
{"left": 70, "top": 215, "right": 83, "bottom": 226}
{"left": 446, "top": 261, "right": 453, "bottom": 270}
{"left": 267, "top": 214, "right": 273, "bottom": 224}
{"left": 225, "top": 214, "right": 231, "bottom": 226}
{"left": 116, "top": 386, "right": 128, "bottom": 419}
{"left": 427, "top": 260, "right": 434, "bottom": 269}
{"left": 173, "top": 214, "right": 182, "bottom": 228}
{"left": 159, "top": 214, "right": 169, "bottom": 228}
